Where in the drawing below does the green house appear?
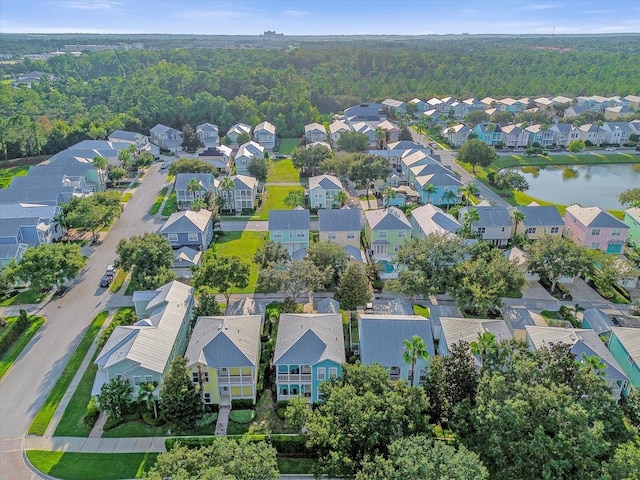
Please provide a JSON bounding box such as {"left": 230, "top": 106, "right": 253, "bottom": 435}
{"left": 624, "top": 207, "right": 640, "bottom": 247}
{"left": 608, "top": 327, "right": 640, "bottom": 397}
{"left": 364, "top": 207, "right": 412, "bottom": 261}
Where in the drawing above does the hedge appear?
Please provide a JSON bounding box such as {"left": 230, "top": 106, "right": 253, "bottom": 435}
{"left": 231, "top": 399, "right": 254, "bottom": 410}
{"left": 165, "top": 434, "right": 315, "bottom": 457}
{"left": 0, "top": 310, "right": 30, "bottom": 355}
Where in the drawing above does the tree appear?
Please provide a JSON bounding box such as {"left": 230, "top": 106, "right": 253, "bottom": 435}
{"left": 593, "top": 254, "right": 639, "bottom": 299}
{"left": 132, "top": 151, "right": 154, "bottom": 169}
{"left": 338, "top": 131, "right": 369, "bottom": 152}
{"left": 219, "top": 176, "right": 235, "bottom": 211}
{"left": 194, "top": 255, "right": 249, "bottom": 313}
{"left": 159, "top": 356, "right": 202, "bottom": 429}
{"left": 181, "top": 124, "right": 203, "bottom": 152}
{"left": 442, "top": 189, "right": 457, "bottom": 209}
{"left": 97, "top": 377, "right": 132, "bottom": 419}
{"left": 253, "top": 240, "right": 290, "bottom": 269}
{"left": 283, "top": 190, "right": 304, "bottom": 208}
{"left": 93, "top": 155, "right": 108, "bottom": 187}
{"left": 279, "top": 258, "right": 328, "bottom": 304}
{"left": 248, "top": 156, "right": 268, "bottom": 180}
{"left": 493, "top": 170, "right": 529, "bottom": 192}
{"left": 402, "top": 335, "right": 429, "bottom": 387}
{"left": 137, "top": 381, "right": 158, "bottom": 419}
{"left": 190, "top": 198, "right": 206, "bottom": 212}
{"left": 603, "top": 440, "right": 640, "bottom": 480}
{"left": 186, "top": 177, "right": 202, "bottom": 198}
{"left": 168, "top": 158, "right": 218, "bottom": 176}
{"left": 461, "top": 207, "right": 480, "bottom": 239}
{"left": 115, "top": 233, "right": 176, "bottom": 291}
{"left": 236, "top": 131, "right": 251, "bottom": 145}
{"left": 375, "top": 127, "right": 387, "bottom": 149}
{"left": 305, "top": 363, "right": 431, "bottom": 477}
{"left": 348, "top": 154, "right": 392, "bottom": 199}
{"left": 526, "top": 234, "right": 592, "bottom": 293}
{"left": 118, "top": 148, "right": 131, "bottom": 170}
{"left": 335, "top": 263, "right": 372, "bottom": 311}
{"left": 463, "top": 110, "right": 490, "bottom": 127}
{"left": 461, "top": 182, "right": 480, "bottom": 206}
{"left": 618, "top": 187, "right": 640, "bottom": 207}
{"left": 381, "top": 186, "right": 396, "bottom": 208}
{"left": 285, "top": 396, "right": 313, "bottom": 433}
{"left": 470, "top": 332, "right": 497, "bottom": 377}
{"left": 319, "top": 151, "right": 353, "bottom": 177}
{"left": 568, "top": 139, "right": 587, "bottom": 152}
{"left": 193, "top": 288, "right": 222, "bottom": 318}
{"left": 422, "top": 183, "right": 437, "bottom": 204}
{"left": 147, "top": 439, "right": 279, "bottom": 480}
{"left": 356, "top": 435, "right": 488, "bottom": 480}
{"left": 291, "top": 145, "right": 332, "bottom": 175}
{"left": 5, "top": 243, "right": 85, "bottom": 292}
{"left": 457, "top": 139, "right": 497, "bottom": 174}
{"left": 398, "top": 126, "right": 413, "bottom": 141}
{"left": 335, "top": 189, "right": 348, "bottom": 207}
{"left": 512, "top": 209, "right": 526, "bottom": 233}
{"left": 107, "top": 166, "right": 126, "bottom": 186}
{"left": 306, "top": 241, "right": 349, "bottom": 286}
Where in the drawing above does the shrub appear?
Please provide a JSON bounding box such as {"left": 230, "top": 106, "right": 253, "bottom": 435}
{"left": 82, "top": 397, "right": 100, "bottom": 429}
{"left": 0, "top": 310, "right": 30, "bottom": 355}
{"left": 231, "top": 399, "right": 254, "bottom": 410}
{"left": 270, "top": 435, "right": 314, "bottom": 457}
{"left": 195, "top": 412, "right": 218, "bottom": 428}
{"left": 229, "top": 409, "right": 255, "bottom": 424}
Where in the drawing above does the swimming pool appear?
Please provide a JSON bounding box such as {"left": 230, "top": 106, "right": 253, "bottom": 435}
{"left": 378, "top": 260, "right": 395, "bottom": 274}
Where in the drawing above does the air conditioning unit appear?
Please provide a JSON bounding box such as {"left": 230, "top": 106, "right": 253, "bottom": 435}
{"left": 353, "top": 350, "right": 360, "bottom": 356}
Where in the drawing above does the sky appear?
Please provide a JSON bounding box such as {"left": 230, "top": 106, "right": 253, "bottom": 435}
{"left": 1, "top": 0, "right": 639, "bottom": 36}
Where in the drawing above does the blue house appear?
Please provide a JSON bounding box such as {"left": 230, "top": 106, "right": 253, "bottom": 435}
{"left": 473, "top": 122, "right": 504, "bottom": 146}
{"left": 273, "top": 313, "right": 346, "bottom": 403}
{"left": 160, "top": 209, "right": 213, "bottom": 251}
{"left": 411, "top": 164, "right": 463, "bottom": 206}
{"left": 269, "top": 209, "right": 310, "bottom": 256}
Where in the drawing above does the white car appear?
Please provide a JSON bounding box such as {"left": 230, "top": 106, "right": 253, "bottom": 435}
{"left": 605, "top": 147, "right": 616, "bottom": 151}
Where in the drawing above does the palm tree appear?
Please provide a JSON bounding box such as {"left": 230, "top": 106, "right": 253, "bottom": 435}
{"left": 382, "top": 186, "right": 396, "bottom": 208}
{"left": 595, "top": 120, "right": 604, "bottom": 146}
{"left": 186, "top": 177, "right": 202, "bottom": 207}
{"left": 402, "top": 335, "right": 430, "bottom": 387}
{"left": 190, "top": 198, "right": 206, "bottom": 212}
{"left": 137, "top": 381, "right": 158, "bottom": 419}
{"left": 442, "top": 189, "right": 457, "bottom": 210}
{"left": 579, "top": 354, "right": 606, "bottom": 379}
{"left": 447, "top": 127, "right": 455, "bottom": 145}
{"left": 284, "top": 191, "right": 304, "bottom": 209}
{"left": 470, "top": 331, "right": 497, "bottom": 376}
{"left": 512, "top": 210, "right": 526, "bottom": 235}
{"left": 462, "top": 207, "right": 480, "bottom": 239}
{"left": 422, "top": 183, "right": 437, "bottom": 204}
{"left": 375, "top": 127, "right": 387, "bottom": 149}
{"left": 334, "top": 190, "right": 348, "bottom": 208}
{"left": 461, "top": 182, "right": 479, "bottom": 206}
{"left": 92, "top": 155, "right": 108, "bottom": 190}
{"left": 220, "top": 176, "right": 235, "bottom": 212}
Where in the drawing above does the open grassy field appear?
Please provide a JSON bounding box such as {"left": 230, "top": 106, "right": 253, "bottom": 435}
{"left": 256, "top": 185, "right": 304, "bottom": 220}
{"left": 213, "top": 231, "right": 266, "bottom": 293}
{"left": 26, "top": 451, "right": 158, "bottom": 480}
{"left": 0, "top": 165, "right": 29, "bottom": 188}
{"left": 492, "top": 152, "right": 640, "bottom": 171}
{"left": 267, "top": 158, "right": 300, "bottom": 183}
{"left": 278, "top": 137, "right": 300, "bottom": 154}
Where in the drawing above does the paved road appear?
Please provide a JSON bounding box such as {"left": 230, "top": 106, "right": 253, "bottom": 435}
{"left": 0, "top": 165, "right": 170, "bottom": 479}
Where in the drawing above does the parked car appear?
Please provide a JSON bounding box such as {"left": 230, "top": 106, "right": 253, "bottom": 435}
{"left": 605, "top": 147, "right": 616, "bottom": 151}
{"left": 100, "top": 274, "right": 113, "bottom": 288}
{"left": 105, "top": 265, "right": 115, "bottom": 277}
{"left": 160, "top": 162, "right": 169, "bottom": 170}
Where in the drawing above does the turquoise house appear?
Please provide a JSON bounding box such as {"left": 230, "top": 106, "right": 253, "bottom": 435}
{"left": 624, "top": 207, "right": 640, "bottom": 246}
{"left": 268, "top": 209, "right": 310, "bottom": 257}
{"left": 608, "top": 327, "right": 640, "bottom": 397}
{"left": 273, "top": 313, "right": 346, "bottom": 403}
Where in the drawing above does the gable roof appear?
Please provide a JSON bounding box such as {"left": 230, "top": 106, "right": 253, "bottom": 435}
{"left": 316, "top": 297, "right": 341, "bottom": 314}
{"left": 108, "top": 130, "right": 147, "bottom": 142}
{"left": 501, "top": 306, "right": 536, "bottom": 334}
{"left": 174, "top": 173, "right": 216, "bottom": 192}
{"left": 150, "top": 124, "right": 181, "bottom": 136}
{"left": 226, "top": 123, "right": 252, "bottom": 136}
{"left": 232, "top": 174, "right": 259, "bottom": 190}
{"left": 160, "top": 209, "right": 212, "bottom": 234}
{"left": 329, "top": 121, "right": 351, "bottom": 134}
{"left": 185, "top": 315, "right": 261, "bottom": 369}
{"left": 459, "top": 205, "right": 513, "bottom": 228}
{"left": 411, "top": 204, "right": 461, "bottom": 236}
{"left": 254, "top": 121, "right": 276, "bottom": 134}
{"left": 318, "top": 208, "right": 361, "bottom": 232}
{"left": 274, "top": 313, "right": 345, "bottom": 365}
{"left": 173, "top": 246, "right": 202, "bottom": 266}
{"left": 197, "top": 123, "right": 218, "bottom": 133}
{"left": 305, "top": 123, "right": 326, "bottom": 134}
{"left": 611, "top": 327, "right": 640, "bottom": 363}
{"left": 440, "top": 317, "right": 512, "bottom": 351}
{"left": 566, "top": 205, "right": 628, "bottom": 229}
{"left": 365, "top": 207, "right": 411, "bottom": 230}
{"left": 226, "top": 297, "right": 267, "bottom": 320}
{"left": 269, "top": 209, "right": 310, "bottom": 231}
{"left": 309, "top": 174, "right": 342, "bottom": 191}
{"left": 581, "top": 308, "right": 614, "bottom": 335}
{"left": 359, "top": 314, "right": 434, "bottom": 367}
{"left": 517, "top": 205, "right": 564, "bottom": 227}
{"left": 626, "top": 207, "right": 640, "bottom": 223}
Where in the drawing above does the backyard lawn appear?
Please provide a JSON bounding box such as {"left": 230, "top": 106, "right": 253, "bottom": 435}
{"left": 0, "top": 165, "right": 29, "bottom": 188}
{"left": 214, "top": 231, "right": 266, "bottom": 293}
{"left": 256, "top": 185, "right": 305, "bottom": 220}
{"left": 267, "top": 158, "right": 300, "bottom": 183}
{"left": 278, "top": 137, "right": 300, "bottom": 154}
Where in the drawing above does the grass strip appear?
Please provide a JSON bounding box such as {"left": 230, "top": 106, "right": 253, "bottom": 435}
{"left": 149, "top": 186, "right": 168, "bottom": 215}
{"left": 0, "top": 165, "right": 29, "bottom": 188}
{"left": 0, "top": 316, "right": 45, "bottom": 380}
{"left": 161, "top": 190, "right": 177, "bottom": 217}
{"left": 108, "top": 269, "right": 127, "bottom": 294}
{"left": 28, "top": 311, "right": 108, "bottom": 435}
{"left": 53, "top": 364, "right": 97, "bottom": 437}
{"left": 121, "top": 192, "right": 132, "bottom": 202}
{"left": 0, "top": 288, "right": 45, "bottom": 306}
{"left": 26, "top": 451, "right": 158, "bottom": 480}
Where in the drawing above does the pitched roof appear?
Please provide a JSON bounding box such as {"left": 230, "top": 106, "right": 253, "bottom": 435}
{"left": 516, "top": 205, "right": 564, "bottom": 227}
{"left": 459, "top": 205, "right": 513, "bottom": 228}
{"left": 273, "top": 314, "right": 345, "bottom": 365}
{"left": 372, "top": 297, "right": 414, "bottom": 315}
{"left": 226, "top": 123, "right": 252, "bottom": 136}
{"left": 150, "top": 124, "right": 181, "bottom": 135}
{"left": 626, "top": 207, "right": 640, "bottom": 223}
{"left": 440, "top": 317, "right": 512, "bottom": 350}
{"left": 160, "top": 209, "right": 212, "bottom": 234}
{"left": 316, "top": 298, "right": 340, "bottom": 314}
{"left": 329, "top": 121, "right": 351, "bottom": 134}
{"left": 611, "top": 327, "right": 640, "bottom": 363}
{"left": 309, "top": 174, "right": 343, "bottom": 191}
{"left": 226, "top": 297, "right": 267, "bottom": 319}
{"left": 365, "top": 207, "right": 411, "bottom": 230}
{"left": 173, "top": 246, "right": 202, "bottom": 266}
{"left": 269, "top": 209, "right": 310, "bottom": 231}
{"left": 185, "top": 315, "right": 261, "bottom": 369}
{"left": 108, "top": 130, "right": 146, "bottom": 142}
{"left": 581, "top": 308, "right": 614, "bottom": 335}
{"left": 501, "top": 306, "right": 536, "bottom": 333}
{"left": 174, "top": 173, "right": 216, "bottom": 192}
{"left": 197, "top": 123, "right": 218, "bottom": 133}
{"left": 566, "top": 205, "right": 628, "bottom": 229}
{"left": 254, "top": 121, "right": 276, "bottom": 134}
{"left": 343, "top": 244, "right": 367, "bottom": 263}
{"left": 232, "top": 174, "right": 258, "bottom": 190}
{"left": 305, "top": 122, "right": 326, "bottom": 134}
{"left": 411, "top": 204, "right": 461, "bottom": 236}
{"left": 318, "top": 208, "right": 361, "bottom": 231}
{"left": 359, "top": 314, "right": 434, "bottom": 367}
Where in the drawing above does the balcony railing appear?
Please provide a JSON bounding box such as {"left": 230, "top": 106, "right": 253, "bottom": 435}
{"left": 218, "top": 375, "right": 252, "bottom": 384}
{"left": 278, "top": 393, "right": 312, "bottom": 402}
{"left": 277, "top": 373, "right": 312, "bottom": 382}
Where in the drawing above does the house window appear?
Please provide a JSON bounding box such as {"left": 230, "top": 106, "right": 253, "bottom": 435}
{"left": 591, "top": 229, "right": 600, "bottom": 236}
{"left": 191, "top": 372, "right": 199, "bottom": 383}
{"left": 202, "top": 371, "right": 209, "bottom": 383}
{"left": 167, "top": 233, "right": 178, "bottom": 242}
{"left": 526, "top": 227, "right": 536, "bottom": 234}
{"left": 347, "top": 232, "right": 356, "bottom": 239}
{"left": 273, "top": 231, "right": 283, "bottom": 239}
{"left": 477, "top": 227, "right": 486, "bottom": 234}
{"left": 289, "top": 231, "right": 294, "bottom": 238}
{"left": 550, "top": 227, "right": 559, "bottom": 234}
{"left": 628, "top": 354, "right": 634, "bottom": 366}
{"left": 378, "top": 231, "right": 387, "bottom": 238}
{"left": 611, "top": 229, "right": 621, "bottom": 237}
{"left": 317, "top": 367, "right": 326, "bottom": 381}
{"left": 203, "top": 392, "right": 211, "bottom": 404}
{"left": 329, "top": 367, "right": 338, "bottom": 379}
{"left": 145, "top": 375, "right": 153, "bottom": 383}
{"left": 591, "top": 242, "right": 600, "bottom": 249}
{"left": 133, "top": 376, "right": 141, "bottom": 386}
{"left": 328, "top": 232, "right": 336, "bottom": 240}
{"left": 398, "top": 231, "right": 407, "bottom": 238}
{"left": 296, "top": 231, "right": 306, "bottom": 238}
{"left": 188, "top": 233, "right": 199, "bottom": 242}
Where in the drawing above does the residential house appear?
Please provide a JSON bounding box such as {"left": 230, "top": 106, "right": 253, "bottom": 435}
{"left": 624, "top": 95, "right": 640, "bottom": 109}
{"left": 108, "top": 130, "right": 153, "bottom": 153}
{"left": 400, "top": 150, "right": 439, "bottom": 179}
{"left": 525, "top": 124, "right": 554, "bottom": 147}
{"left": 344, "top": 103, "right": 386, "bottom": 123}
{"left": 497, "top": 97, "right": 526, "bottom": 113}
{"left": 423, "top": 109, "right": 444, "bottom": 127}
{"left": 273, "top": 313, "right": 346, "bottom": 403}
{"left": 196, "top": 123, "right": 219, "bottom": 147}
{"left": 381, "top": 98, "right": 407, "bottom": 116}
{"left": 160, "top": 209, "right": 213, "bottom": 251}
{"left": 220, "top": 175, "right": 258, "bottom": 213}
{"left": 564, "top": 204, "right": 629, "bottom": 254}
{"left": 411, "top": 164, "right": 463, "bottom": 206}
{"left": 480, "top": 97, "right": 498, "bottom": 108}
{"left": 186, "top": 315, "right": 262, "bottom": 405}
{"left": 607, "top": 327, "right": 640, "bottom": 396}
{"left": 605, "top": 106, "right": 635, "bottom": 120}
{"left": 0, "top": 203, "right": 63, "bottom": 247}
{"left": 442, "top": 124, "right": 471, "bottom": 147}
{"left": 269, "top": 209, "right": 310, "bottom": 256}
{"left": 534, "top": 97, "right": 555, "bottom": 110}
{"left": 503, "top": 247, "right": 538, "bottom": 281}
{"left": 0, "top": 173, "right": 93, "bottom": 206}
{"left": 318, "top": 208, "right": 362, "bottom": 249}
{"left": 429, "top": 305, "right": 463, "bottom": 343}
{"left": 408, "top": 98, "right": 427, "bottom": 117}
{"left": 438, "top": 317, "right": 512, "bottom": 370}
{"left": 172, "top": 246, "right": 202, "bottom": 279}
{"left": 601, "top": 122, "right": 632, "bottom": 146}
{"left": 376, "top": 120, "right": 401, "bottom": 143}
{"left": 426, "top": 97, "right": 443, "bottom": 110}
{"left": 526, "top": 325, "right": 628, "bottom": 400}
{"left": 304, "top": 123, "right": 327, "bottom": 144}
{"left": 329, "top": 120, "right": 351, "bottom": 147}
{"left": 350, "top": 122, "right": 377, "bottom": 147}
{"left": 551, "top": 96, "right": 573, "bottom": 107}
{"left": 577, "top": 124, "right": 606, "bottom": 146}
{"left": 514, "top": 205, "right": 564, "bottom": 239}
{"left": 364, "top": 207, "right": 412, "bottom": 260}
{"left": 580, "top": 308, "right": 615, "bottom": 336}
{"left": 198, "top": 145, "right": 233, "bottom": 174}
{"left": 12, "top": 70, "right": 55, "bottom": 88}
{"left": 92, "top": 281, "right": 194, "bottom": 399}
{"left": 410, "top": 204, "right": 461, "bottom": 238}
{"left": 624, "top": 207, "right": 640, "bottom": 246}
{"left": 174, "top": 173, "right": 218, "bottom": 210}
{"left": 253, "top": 121, "right": 276, "bottom": 149}
{"left": 501, "top": 124, "right": 529, "bottom": 148}
{"left": 316, "top": 298, "right": 340, "bottom": 314}
{"left": 501, "top": 306, "right": 536, "bottom": 341}
{"left": 226, "top": 297, "right": 267, "bottom": 320}
{"left": 576, "top": 95, "right": 622, "bottom": 111}
{"left": 226, "top": 123, "right": 252, "bottom": 145}
{"left": 549, "top": 123, "right": 580, "bottom": 147}
{"left": 308, "top": 174, "right": 344, "bottom": 210}
{"left": 458, "top": 204, "right": 513, "bottom": 247}
{"left": 150, "top": 124, "right": 183, "bottom": 153}
{"left": 358, "top": 314, "right": 434, "bottom": 384}
{"left": 0, "top": 240, "right": 28, "bottom": 267}
{"left": 370, "top": 296, "right": 414, "bottom": 316}
{"left": 563, "top": 104, "right": 590, "bottom": 119}
{"left": 234, "top": 141, "right": 265, "bottom": 176}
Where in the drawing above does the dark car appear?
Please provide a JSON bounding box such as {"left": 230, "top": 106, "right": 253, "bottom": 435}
{"left": 100, "top": 274, "right": 113, "bottom": 288}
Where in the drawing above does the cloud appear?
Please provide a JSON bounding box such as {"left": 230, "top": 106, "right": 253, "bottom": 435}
{"left": 519, "top": 3, "right": 558, "bottom": 11}
{"left": 55, "top": 0, "right": 122, "bottom": 11}
{"left": 281, "top": 9, "right": 309, "bottom": 17}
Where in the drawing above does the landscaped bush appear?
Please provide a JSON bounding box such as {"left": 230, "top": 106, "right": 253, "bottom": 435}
{"left": 82, "top": 397, "right": 100, "bottom": 429}
{"left": 0, "top": 310, "right": 30, "bottom": 355}
{"left": 195, "top": 412, "right": 218, "bottom": 428}
{"left": 231, "top": 399, "right": 254, "bottom": 410}
{"left": 229, "top": 409, "right": 255, "bottom": 424}
{"left": 270, "top": 435, "right": 314, "bottom": 457}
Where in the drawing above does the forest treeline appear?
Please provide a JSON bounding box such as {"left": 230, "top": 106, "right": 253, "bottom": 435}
{"left": 1, "top": 35, "right": 639, "bottom": 160}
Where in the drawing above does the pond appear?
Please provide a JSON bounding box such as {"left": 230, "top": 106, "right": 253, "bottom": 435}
{"left": 505, "top": 163, "right": 640, "bottom": 210}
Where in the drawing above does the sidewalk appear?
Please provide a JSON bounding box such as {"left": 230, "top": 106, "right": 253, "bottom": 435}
{"left": 25, "top": 436, "right": 167, "bottom": 453}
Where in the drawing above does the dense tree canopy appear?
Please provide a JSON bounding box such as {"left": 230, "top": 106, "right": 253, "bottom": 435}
{"left": 457, "top": 139, "right": 497, "bottom": 173}
{"left": 114, "top": 232, "right": 175, "bottom": 290}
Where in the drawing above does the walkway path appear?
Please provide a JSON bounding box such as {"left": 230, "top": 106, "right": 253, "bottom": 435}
{"left": 25, "top": 436, "right": 167, "bottom": 453}
{"left": 215, "top": 406, "right": 230, "bottom": 436}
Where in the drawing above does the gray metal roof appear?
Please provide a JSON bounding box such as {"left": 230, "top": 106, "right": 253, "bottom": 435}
{"left": 372, "top": 297, "right": 414, "bottom": 315}
{"left": 318, "top": 208, "right": 361, "bottom": 232}
{"left": 175, "top": 173, "right": 216, "bottom": 192}
{"left": 517, "top": 206, "right": 564, "bottom": 227}
{"left": 610, "top": 327, "right": 640, "bottom": 364}
{"left": 459, "top": 205, "right": 513, "bottom": 228}
{"left": 316, "top": 298, "right": 340, "bottom": 314}
{"left": 309, "top": 174, "right": 342, "bottom": 191}
{"left": 226, "top": 297, "right": 267, "bottom": 321}
{"left": 567, "top": 205, "right": 628, "bottom": 229}
{"left": 359, "top": 314, "right": 434, "bottom": 367}
{"left": 502, "top": 306, "right": 536, "bottom": 333}
{"left": 365, "top": 207, "right": 411, "bottom": 230}
{"left": 160, "top": 210, "right": 212, "bottom": 235}
{"left": 269, "top": 209, "right": 310, "bottom": 231}
{"left": 274, "top": 313, "right": 345, "bottom": 365}
{"left": 109, "top": 130, "right": 146, "bottom": 142}
{"left": 581, "top": 308, "right": 614, "bottom": 335}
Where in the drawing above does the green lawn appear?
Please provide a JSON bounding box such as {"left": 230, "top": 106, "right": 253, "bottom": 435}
{"left": 0, "top": 316, "right": 45, "bottom": 379}
{"left": 161, "top": 190, "right": 177, "bottom": 216}
{"left": 29, "top": 311, "right": 109, "bottom": 436}
{"left": 121, "top": 192, "right": 132, "bottom": 202}
{"left": 108, "top": 269, "right": 127, "bottom": 294}
{"left": 149, "top": 186, "right": 168, "bottom": 215}
{"left": 0, "top": 288, "right": 45, "bottom": 306}
{"left": 492, "top": 152, "right": 640, "bottom": 171}
{"left": 267, "top": 158, "right": 300, "bottom": 183}
{"left": 0, "top": 165, "right": 29, "bottom": 188}
{"left": 278, "top": 138, "right": 300, "bottom": 154}
{"left": 256, "top": 185, "right": 305, "bottom": 220}
{"left": 213, "top": 231, "right": 265, "bottom": 293}
{"left": 413, "top": 305, "right": 430, "bottom": 318}
{"left": 54, "top": 363, "right": 97, "bottom": 437}
{"left": 277, "top": 457, "right": 316, "bottom": 474}
{"left": 27, "top": 451, "right": 158, "bottom": 480}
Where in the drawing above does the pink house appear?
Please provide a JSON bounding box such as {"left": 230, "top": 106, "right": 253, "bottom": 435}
{"left": 563, "top": 205, "right": 628, "bottom": 254}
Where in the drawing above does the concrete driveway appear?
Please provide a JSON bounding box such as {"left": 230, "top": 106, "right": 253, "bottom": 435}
{"left": 563, "top": 277, "right": 608, "bottom": 304}
{"left": 0, "top": 165, "right": 170, "bottom": 479}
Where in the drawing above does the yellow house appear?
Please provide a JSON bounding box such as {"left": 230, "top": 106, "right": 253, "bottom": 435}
{"left": 185, "top": 315, "right": 262, "bottom": 405}
{"left": 318, "top": 208, "right": 361, "bottom": 249}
